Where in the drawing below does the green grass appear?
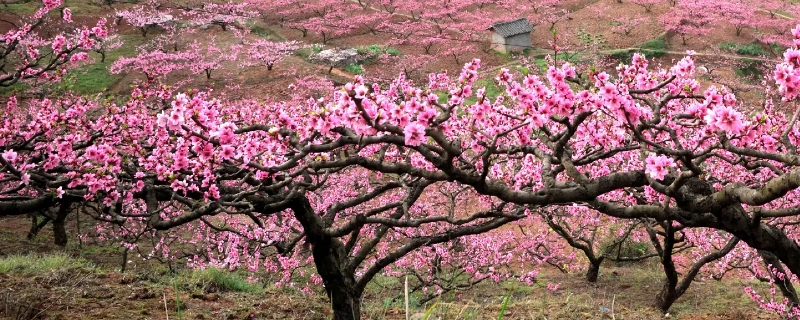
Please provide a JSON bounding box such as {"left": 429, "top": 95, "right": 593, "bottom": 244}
{"left": 181, "top": 267, "right": 263, "bottom": 294}
{"left": 68, "top": 61, "right": 119, "bottom": 95}
{"left": 345, "top": 64, "right": 364, "bottom": 74}
{"left": 2, "top": 34, "right": 143, "bottom": 97}
{"left": 640, "top": 37, "right": 667, "bottom": 51}
{"left": 294, "top": 44, "right": 323, "bottom": 59}
{"left": 250, "top": 26, "right": 285, "bottom": 41}
{"left": 531, "top": 53, "right": 581, "bottom": 72}
{"left": 356, "top": 45, "right": 402, "bottom": 63}
{"left": 0, "top": 253, "right": 95, "bottom": 274}
{"left": 461, "top": 78, "right": 503, "bottom": 106}
{"left": 735, "top": 61, "right": 765, "bottom": 79}
{"left": 720, "top": 42, "right": 766, "bottom": 56}
{"left": 607, "top": 48, "right": 665, "bottom": 63}
{"left": 65, "top": 35, "right": 144, "bottom": 96}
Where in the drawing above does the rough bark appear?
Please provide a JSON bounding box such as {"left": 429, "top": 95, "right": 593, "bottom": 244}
{"left": 27, "top": 214, "right": 51, "bottom": 240}
{"left": 586, "top": 258, "right": 602, "bottom": 282}
{"left": 52, "top": 203, "right": 71, "bottom": 247}
{"left": 289, "top": 195, "right": 362, "bottom": 320}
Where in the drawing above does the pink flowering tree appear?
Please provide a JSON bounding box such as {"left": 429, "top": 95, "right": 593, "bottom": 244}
{"left": 185, "top": 40, "right": 241, "bottom": 80}
{"left": 110, "top": 49, "right": 190, "bottom": 82}
{"left": 716, "top": 0, "right": 757, "bottom": 37}
{"left": 631, "top": 0, "right": 664, "bottom": 13}
{"left": 242, "top": 40, "right": 305, "bottom": 71}
{"left": 185, "top": 1, "right": 258, "bottom": 31}
{"left": 659, "top": 0, "right": 715, "bottom": 45}
{"left": 14, "top": 2, "right": 800, "bottom": 318}
{"left": 116, "top": 4, "right": 176, "bottom": 38}
{"left": 1, "top": 0, "right": 108, "bottom": 87}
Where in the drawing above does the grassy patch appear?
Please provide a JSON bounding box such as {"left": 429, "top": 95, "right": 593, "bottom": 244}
{"left": 356, "top": 44, "right": 401, "bottom": 58}
{"left": 530, "top": 53, "right": 581, "bottom": 72}
{"left": 735, "top": 61, "right": 765, "bottom": 79}
{"left": 607, "top": 48, "right": 664, "bottom": 64}
{"left": 344, "top": 64, "right": 364, "bottom": 74}
{"left": 600, "top": 238, "right": 651, "bottom": 263}
{"left": 720, "top": 42, "right": 766, "bottom": 56}
{"left": 492, "top": 49, "right": 512, "bottom": 61}
{"left": 294, "top": 44, "right": 323, "bottom": 59}
{"left": 250, "top": 26, "right": 285, "bottom": 41}
{"left": 0, "top": 253, "right": 94, "bottom": 274}
{"left": 356, "top": 44, "right": 402, "bottom": 65}
{"left": 66, "top": 35, "right": 144, "bottom": 96}
{"left": 640, "top": 37, "right": 667, "bottom": 51}
{"left": 181, "top": 267, "right": 262, "bottom": 294}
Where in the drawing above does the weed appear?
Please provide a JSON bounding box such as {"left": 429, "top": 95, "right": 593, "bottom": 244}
{"left": 496, "top": 292, "right": 511, "bottom": 320}
{"left": 250, "top": 26, "right": 284, "bottom": 40}
{"left": 720, "top": 42, "right": 766, "bottom": 56}
{"left": 356, "top": 45, "right": 402, "bottom": 64}
{"left": 735, "top": 61, "right": 765, "bottom": 79}
{"left": 182, "top": 268, "right": 262, "bottom": 294}
{"left": 0, "top": 253, "right": 94, "bottom": 274}
{"left": 386, "top": 47, "right": 401, "bottom": 56}
{"left": 294, "top": 44, "right": 323, "bottom": 59}
{"left": 641, "top": 37, "right": 667, "bottom": 51}
{"left": 345, "top": 64, "right": 364, "bottom": 74}
{"left": 600, "top": 237, "right": 651, "bottom": 262}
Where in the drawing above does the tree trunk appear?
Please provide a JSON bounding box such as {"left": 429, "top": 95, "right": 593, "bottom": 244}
{"left": 311, "top": 232, "right": 362, "bottom": 320}
{"left": 52, "top": 206, "right": 69, "bottom": 247}
{"left": 290, "top": 196, "right": 363, "bottom": 320}
{"left": 53, "top": 217, "right": 69, "bottom": 247}
{"left": 121, "top": 248, "right": 129, "bottom": 273}
{"left": 656, "top": 283, "right": 678, "bottom": 314}
{"left": 27, "top": 214, "right": 51, "bottom": 240}
{"left": 586, "top": 258, "right": 603, "bottom": 282}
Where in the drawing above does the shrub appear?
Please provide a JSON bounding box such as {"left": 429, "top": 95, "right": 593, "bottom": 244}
{"left": 356, "top": 45, "right": 402, "bottom": 62}
{"left": 720, "top": 42, "right": 765, "bottom": 56}
{"left": 386, "top": 47, "right": 401, "bottom": 57}
{"left": 735, "top": 61, "right": 765, "bottom": 79}
{"left": 345, "top": 64, "right": 364, "bottom": 74}
{"left": 640, "top": 37, "right": 667, "bottom": 51}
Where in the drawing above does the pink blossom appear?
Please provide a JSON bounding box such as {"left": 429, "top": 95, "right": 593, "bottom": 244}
{"left": 704, "top": 105, "right": 746, "bottom": 135}
{"left": 2, "top": 150, "right": 17, "bottom": 162}
{"left": 403, "top": 122, "right": 426, "bottom": 146}
{"left": 645, "top": 155, "right": 676, "bottom": 180}
{"left": 62, "top": 8, "right": 72, "bottom": 23}
{"left": 20, "top": 172, "right": 30, "bottom": 185}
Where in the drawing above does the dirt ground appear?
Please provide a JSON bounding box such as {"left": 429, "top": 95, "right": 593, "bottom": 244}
{"left": 0, "top": 215, "right": 781, "bottom": 320}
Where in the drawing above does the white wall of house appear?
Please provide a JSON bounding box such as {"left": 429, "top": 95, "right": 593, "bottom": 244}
{"left": 503, "top": 33, "right": 531, "bottom": 52}
{"left": 490, "top": 32, "right": 531, "bottom": 53}
{"left": 491, "top": 32, "right": 507, "bottom": 53}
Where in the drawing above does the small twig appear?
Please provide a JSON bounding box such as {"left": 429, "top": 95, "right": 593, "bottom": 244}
{"left": 164, "top": 292, "right": 169, "bottom": 320}
{"left": 405, "top": 276, "right": 410, "bottom": 320}
{"left": 611, "top": 294, "right": 616, "bottom": 320}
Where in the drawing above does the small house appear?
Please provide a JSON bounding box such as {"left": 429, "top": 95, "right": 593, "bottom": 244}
{"left": 488, "top": 18, "right": 533, "bottom": 54}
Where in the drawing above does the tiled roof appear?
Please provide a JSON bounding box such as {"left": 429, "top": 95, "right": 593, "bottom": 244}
{"left": 489, "top": 18, "right": 533, "bottom": 37}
